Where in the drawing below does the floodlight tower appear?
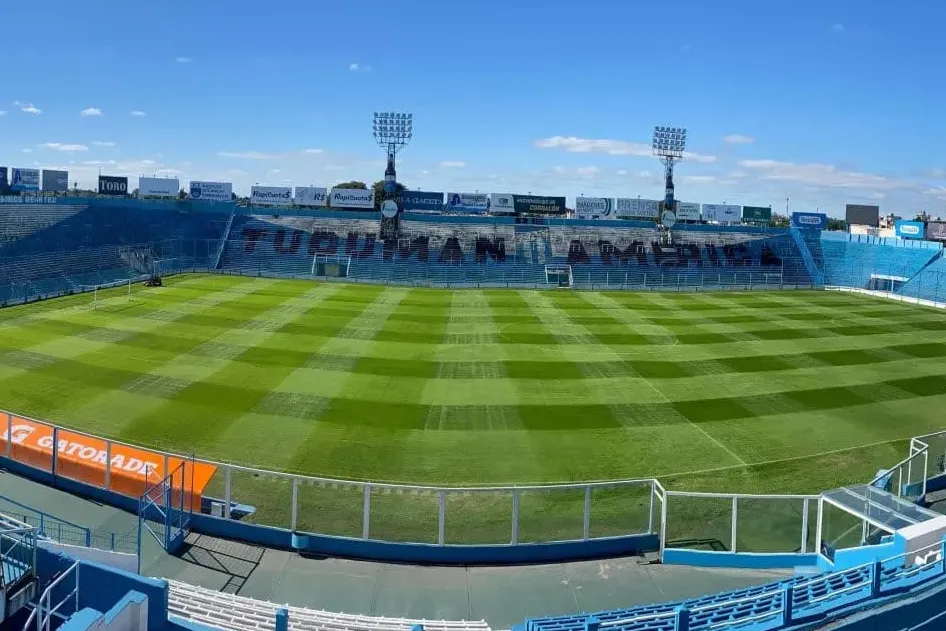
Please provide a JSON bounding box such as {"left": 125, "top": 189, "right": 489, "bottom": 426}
{"left": 652, "top": 126, "right": 687, "bottom": 215}
{"left": 372, "top": 111, "right": 413, "bottom": 202}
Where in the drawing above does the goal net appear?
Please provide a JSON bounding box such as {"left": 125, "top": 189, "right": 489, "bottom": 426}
{"left": 311, "top": 254, "right": 351, "bottom": 278}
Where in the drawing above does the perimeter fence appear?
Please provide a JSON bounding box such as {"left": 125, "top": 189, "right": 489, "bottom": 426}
{"left": 3, "top": 408, "right": 945, "bottom": 555}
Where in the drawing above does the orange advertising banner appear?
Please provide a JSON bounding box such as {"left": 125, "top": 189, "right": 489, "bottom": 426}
{"left": 1, "top": 415, "right": 217, "bottom": 511}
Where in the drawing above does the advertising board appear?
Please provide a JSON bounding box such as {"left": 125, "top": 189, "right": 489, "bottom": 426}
{"left": 894, "top": 220, "right": 925, "bottom": 239}
{"left": 330, "top": 187, "right": 375, "bottom": 209}
{"left": 701, "top": 204, "right": 741, "bottom": 223}
{"left": 615, "top": 198, "right": 659, "bottom": 219}
{"left": 294, "top": 186, "right": 328, "bottom": 206}
{"left": 741, "top": 205, "right": 772, "bottom": 223}
{"left": 11, "top": 168, "right": 40, "bottom": 192}
{"left": 400, "top": 190, "right": 444, "bottom": 212}
{"left": 445, "top": 192, "right": 489, "bottom": 212}
{"left": 488, "top": 193, "right": 515, "bottom": 214}
{"left": 791, "top": 212, "right": 827, "bottom": 230}
{"left": 0, "top": 167, "right": 7, "bottom": 194}
{"left": 98, "top": 175, "right": 128, "bottom": 196}
{"left": 138, "top": 177, "right": 179, "bottom": 197}
{"left": 41, "top": 169, "right": 69, "bottom": 193}
{"left": 1, "top": 415, "right": 217, "bottom": 510}
{"left": 250, "top": 186, "right": 292, "bottom": 206}
{"left": 575, "top": 197, "right": 615, "bottom": 219}
{"left": 513, "top": 194, "right": 566, "bottom": 215}
{"left": 845, "top": 204, "right": 880, "bottom": 227}
{"left": 676, "top": 202, "right": 701, "bottom": 221}
{"left": 189, "top": 181, "right": 232, "bottom": 202}
{"left": 926, "top": 221, "right": 946, "bottom": 241}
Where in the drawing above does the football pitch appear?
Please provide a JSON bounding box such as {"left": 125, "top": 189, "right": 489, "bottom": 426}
{"left": 2, "top": 273, "right": 946, "bottom": 546}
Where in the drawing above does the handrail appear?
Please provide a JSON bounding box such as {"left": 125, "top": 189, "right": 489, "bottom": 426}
{"left": 24, "top": 560, "right": 79, "bottom": 631}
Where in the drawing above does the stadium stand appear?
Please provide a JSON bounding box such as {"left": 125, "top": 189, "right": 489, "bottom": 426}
{"left": 167, "top": 581, "right": 491, "bottom": 631}
{"left": 821, "top": 232, "right": 941, "bottom": 291}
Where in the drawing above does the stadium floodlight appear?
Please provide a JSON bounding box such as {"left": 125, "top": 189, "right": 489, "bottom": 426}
{"left": 373, "top": 111, "right": 413, "bottom": 156}
{"left": 652, "top": 126, "right": 687, "bottom": 160}
{"left": 372, "top": 112, "right": 414, "bottom": 226}
{"left": 652, "top": 125, "right": 687, "bottom": 233}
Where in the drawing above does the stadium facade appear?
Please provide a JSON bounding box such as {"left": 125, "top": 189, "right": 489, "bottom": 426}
{"left": 2, "top": 195, "right": 946, "bottom": 631}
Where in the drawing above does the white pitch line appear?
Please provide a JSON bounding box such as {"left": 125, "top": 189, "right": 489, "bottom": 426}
{"left": 637, "top": 373, "right": 749, "bottom": 467}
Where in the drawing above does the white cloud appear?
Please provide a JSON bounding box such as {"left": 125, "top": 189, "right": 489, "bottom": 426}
{"left": 534, "top": 135, "right": 717, "bottom": 164}
{"left": 349, "top": 63, "right": 360, "bottom": 71}
{"left": 723, "top": 134, "right": 754, "bottom": 145}
{"left": 738, "top": 159, "right": 910, "bottom": 191}
{"left": 576, "top": 166, "right": 600, "bottom": 176}
{"left": 21, "top": 148, "right": 32, "bottom": 153}
{"left": 303, "top": 148, "right": 324, "bottom": 154}
{"left": 39, "top": 142, "right": 89, "bottom": 152}
{"left": 13, "top": 101, "right": 41, "bottom": 114}
{"left": 92, "top": 141, "right": 116, "bottom": 147}
{"left": 176, "top": 56, "right": 192, "bottom": 63}
{"left": 348, "top": 63, "right": 372, "bottom": 72}
{"left": 438, "top": 160, "right": 466, "bottom": 168}
{"left": 832, "top": 23, "right": 845, "bottom": 32}
{"left": 0, "top": 110, "right": 6, "bottom": 116}
{"left": 683, "top": 175, "right": 717, "bottom": 183}
{"left": 130, "top": 110, "right": 147, "bottom": 117}
{"left": 80, "top": 107, "right": 103, "bottom": 117}
{"left": 218, "top": 150, "right": 280, "bottom": 160}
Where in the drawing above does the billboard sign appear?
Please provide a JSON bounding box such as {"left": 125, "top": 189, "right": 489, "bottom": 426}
{"left": 894, "top": 220, "right": 925, "bottom": 239}
{"left": 845, "top": 204, "right": 880, "bottom": 227}
{"left": 676, "top": 202, "right": 701, "bottom": 221}
{"left": 488, "top": 193, "right": 515, "bottom": 213}
{"left": 513, "top": 194, "right": 566, "bottom": 215}
{"left": 11, "top": 168, "right": 40, "bottom": 192}
{"left": 330, "top": 187, "right": 375, "bottom": 209}
{"left": 445, "top": 192, "right": 489, "bottom": 212}
{"left": 41, "top": 169, "right": 69, "bottom": 193}
{"left": 138, "top": 177, "right": 179, "bottom": 197}
{"left": 294, "top": 186, "right": 328, "bottom": 206}
{"left": 250, "top": 186, "right": 292, "bottom": 205}
{"left": 741, "top": 205, "right": 772, "bottom": 223}
{"left": 189, "top": 180, "right": 232, "bottom": 202}
{"left": 575, "top": 197, "right": 615, "bottom": 219}
{"left": 791, "top": 212, "right": 827, "bottom": 230}
{"left": 98, "top": 175, "right": 128, "bottom": 195}
{"left": 615, "top": 198, "right": 659, "bottom": 219}
{"left": 702, "top": 204, "right": 741, "bottom": 223}
{"left": 400, "top": 191, "right": 443, "bottom": 212}
{"left": 926, "top": 221, "right": 946, "bottom": 241}
{"left": 0, "top": 167, "right": 7, "bottom": 194}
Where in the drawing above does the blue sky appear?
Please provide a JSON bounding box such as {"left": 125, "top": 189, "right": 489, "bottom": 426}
{"left": 2, "top": 0, "right": 945, "bottom": 216}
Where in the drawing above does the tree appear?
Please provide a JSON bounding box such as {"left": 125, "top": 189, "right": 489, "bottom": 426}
{"left": 178, "top": 188, "right": 188, "bottom": 200}
{"left": 333, "top": 180, "right": 368, "bottom": 190}
{"left": 826, "top": 218, "right": 847, "bottom": 231}
{"left": 371, "top": 180, "right": 406, "bottom": 211}
{"left": 131, "top": 188, "right": 139, "bottom": 198}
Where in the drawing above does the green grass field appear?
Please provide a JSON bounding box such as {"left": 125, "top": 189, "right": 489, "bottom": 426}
{"left": 2, "top": 273, "right": 946, "bottom": 547}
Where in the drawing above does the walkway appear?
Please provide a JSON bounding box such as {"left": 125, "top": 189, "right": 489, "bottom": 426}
{"left": 0, "top": 470, "right": 790, "bottom": 628}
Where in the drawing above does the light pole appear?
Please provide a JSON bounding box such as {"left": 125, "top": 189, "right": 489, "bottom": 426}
{"left": 653, "top": 126, "right": 686, "bottom": 234}
{"left": 372, "top": 112, "right": 413, "bottom": 214}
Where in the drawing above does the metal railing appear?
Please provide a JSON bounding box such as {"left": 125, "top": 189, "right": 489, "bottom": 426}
{"left": 566, "top": 538, "right": 946, "bottom": 631}
{"left": 22, "top": 560, "right": 79, "bottom": 631}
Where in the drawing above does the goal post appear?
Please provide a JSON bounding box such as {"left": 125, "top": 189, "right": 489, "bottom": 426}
{"left": 311, "top": 254, "right": 352, "bottom": 278}
{"left": 85, "top": 278, "right": 136, "bottom": 311}
{"left": 544, "top": 264, "right": 573, "bottom": 288}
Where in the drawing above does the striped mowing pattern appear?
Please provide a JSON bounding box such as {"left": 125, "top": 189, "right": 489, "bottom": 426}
{"left": 1, "top": 274, "right": 944, "bottom": 503}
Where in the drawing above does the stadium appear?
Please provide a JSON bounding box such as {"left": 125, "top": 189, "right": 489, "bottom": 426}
{"left": 4, "top": 116, "right": 946, "bottom": 631}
